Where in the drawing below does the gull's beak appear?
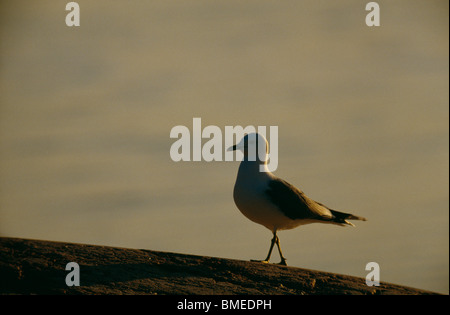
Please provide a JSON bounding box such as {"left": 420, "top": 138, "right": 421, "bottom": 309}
{"left": 227, "top": 144, "right": 237, "bottom": 151}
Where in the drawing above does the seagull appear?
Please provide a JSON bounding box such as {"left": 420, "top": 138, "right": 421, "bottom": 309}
{"left": 228, "top": 133, "right": 366, "bottom": 266}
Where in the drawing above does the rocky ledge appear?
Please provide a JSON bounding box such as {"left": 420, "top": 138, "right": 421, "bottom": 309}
{"left": 0, "top": 237, "right": 438, "bottom": 295}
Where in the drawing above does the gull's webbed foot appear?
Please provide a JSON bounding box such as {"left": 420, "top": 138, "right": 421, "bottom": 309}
{"left": 250, "top": 259, "right": 270, "bottom": 264}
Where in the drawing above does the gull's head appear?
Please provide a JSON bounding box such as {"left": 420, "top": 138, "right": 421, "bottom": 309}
{"left": 227, "top": 133, "right": 268, "bottom": 162}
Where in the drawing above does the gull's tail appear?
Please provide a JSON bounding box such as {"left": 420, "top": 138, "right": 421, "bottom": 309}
{"left": 329, "top": 209, "right": 367, "bottom": 227}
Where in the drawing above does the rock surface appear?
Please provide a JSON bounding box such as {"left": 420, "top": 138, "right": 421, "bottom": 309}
{"left": 0, "top": 237, "right": 438, "bottom": 295}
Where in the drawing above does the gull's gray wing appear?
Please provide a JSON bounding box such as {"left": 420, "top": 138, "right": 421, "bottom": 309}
{"left": 265, "top": 178, "right": 333, "bottom": 221}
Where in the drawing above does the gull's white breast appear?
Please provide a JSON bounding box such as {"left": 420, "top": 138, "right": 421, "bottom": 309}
{"left": 233, "top": 165, "right": 307, "bottom": 231}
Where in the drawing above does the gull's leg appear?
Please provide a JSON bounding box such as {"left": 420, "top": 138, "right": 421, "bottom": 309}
{"left": 251, "top": 232, "right": 277, "bottom": 264}
{"left": 274, "top": 234, "right": 287, "bottom": 266}
{"left": 262, "top": 233, "right": 277, "bottom": 263}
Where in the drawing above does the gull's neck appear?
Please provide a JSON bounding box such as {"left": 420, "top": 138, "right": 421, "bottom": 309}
{"left": 237, "top": 158, "right": 273, "bottom": 181}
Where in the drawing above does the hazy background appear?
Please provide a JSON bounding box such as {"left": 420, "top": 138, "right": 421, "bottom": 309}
{"left": 1, "top": 0, "right": 448, "bottom": 293}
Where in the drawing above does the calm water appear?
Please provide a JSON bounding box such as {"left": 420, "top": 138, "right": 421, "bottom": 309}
{"left": 1, "top": 0, "right": 448, "bottom": 293}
